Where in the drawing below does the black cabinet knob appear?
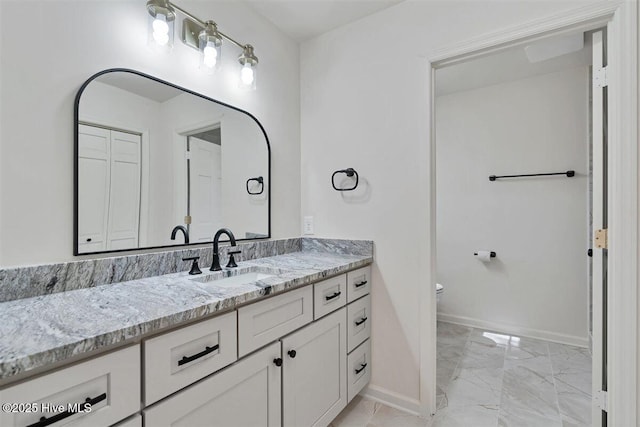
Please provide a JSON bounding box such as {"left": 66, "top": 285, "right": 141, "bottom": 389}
{"left": 288, "top": 350, "right": 297, "bottom": 358}
{"left": 86, "top": 238, "right": 92, "bottom": 242}
{"left": 273, "top": 358, "right": 283, "bottom": 367}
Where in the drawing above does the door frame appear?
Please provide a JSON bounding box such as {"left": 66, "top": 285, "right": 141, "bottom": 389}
{"left": 420, "top": 2, "right": 637, "bottom": 424}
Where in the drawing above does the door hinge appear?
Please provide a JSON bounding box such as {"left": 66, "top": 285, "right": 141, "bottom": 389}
{"left": 595, "top": 228, "right": 608, "bottom": 249}
{"left": 595, "top": 390, "right": 609, "bottom": 412}
{"left": 184, "top": 215, "right": 192, "bottom": 225}
{"left": 185, "top": 150, "right": 192, "bottom": 160}
{"left": 594, "top": 66, "right": 608, "bottom": 88}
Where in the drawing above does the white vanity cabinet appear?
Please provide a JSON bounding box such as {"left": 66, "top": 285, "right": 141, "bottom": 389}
{"left": 144, "top": 342, "right": 282, "bottom": 427}
{"left": 282, "top": 307, "right": 347, "bottom": 427}
{"left": 0, "top": 263, "right": 372, "bottom": 427}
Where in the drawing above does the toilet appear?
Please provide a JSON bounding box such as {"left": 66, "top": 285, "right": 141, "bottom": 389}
{"left": 436, "top": 283, "right": 444, "bottom": 303}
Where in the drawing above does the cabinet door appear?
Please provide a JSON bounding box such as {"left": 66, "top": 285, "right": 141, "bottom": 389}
{"left": 144, "top": 342, "right": 281, "bottom": 427}
{"left": 282, "top": 307, "right": 347, "bottom": 427}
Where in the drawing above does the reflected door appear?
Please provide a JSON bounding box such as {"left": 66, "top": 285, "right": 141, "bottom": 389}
{"left": 78, "top": 124, "right": 141, "bottom": 253}
{"left": 78, "top": 125, "right": 110, "bottom": 252}
{"left": 188, "top": 136, "right": 222, "bottom": 242}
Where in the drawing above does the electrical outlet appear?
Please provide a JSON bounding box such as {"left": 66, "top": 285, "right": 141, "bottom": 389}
{"left": 303, "top": 216, "right": 314, "bottom": 235}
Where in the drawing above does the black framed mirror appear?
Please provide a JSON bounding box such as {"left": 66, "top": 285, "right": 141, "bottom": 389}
{"left": 74, "top": 69, "right": 270, "bottom": 255}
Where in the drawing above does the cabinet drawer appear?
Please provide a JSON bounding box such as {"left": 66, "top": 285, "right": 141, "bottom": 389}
{"left": 0, "top": 344, "right": 140, "bottom": 427}
{"left": 347, "top": 339, "right": 371, "bottom": 402}
{"left": 238, "top": 286, "right": 313, "bottom": 357}
{"left": 144, "top": 311, "right": 237, "bottom": 405}
{"left": 346, "top": 266, "right": 371, "bottom": 303}
{"left": 347, "top": 294, "right": 371, "bottom": 353}
{"left": 313, "top": 274, "right": 347, "bottom": 319}
{"left": 144, "top": 342, "right": 281, "bottom": 427}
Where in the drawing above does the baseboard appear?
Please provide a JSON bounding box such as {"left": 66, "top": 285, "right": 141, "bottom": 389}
{"left": 437, "top": 313, "right": 589, "bottom": 348}
{"left": 361, "top": 384, "right": 423, "bottom": 417}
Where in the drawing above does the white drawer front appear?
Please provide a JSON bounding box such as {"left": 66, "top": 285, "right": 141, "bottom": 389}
{"left": 347, "top": 294, "right": 371, "bottom": 353}
{"left": 347, "top": 339, "right": 371, "bottom": 402}
{"left": 238, "top": 286, "right": 313, "bottom": 357}
{"left": 144, "top": 311, "right": 237, "bottom": 405}
{"left": 313, "top": 274, "right": 347, "bottom": 319}
{"left": 0, "top": 344, "right": 140, "bottom": 427}
{"left": 346, "top": 266, "right": 371, "bottom": 303}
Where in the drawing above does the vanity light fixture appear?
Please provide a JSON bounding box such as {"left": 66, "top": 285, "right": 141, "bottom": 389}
{"left": 238, "top": 45, "right": 258, "bottom": 90}
{"left": 146, "top": 0, "right": 259, "bottom": 89}
{"left": 146, "top": 0, "right": 175, "bottom": 50}
{"left": 199, "top": 21, "right": 222, "bottom": 73}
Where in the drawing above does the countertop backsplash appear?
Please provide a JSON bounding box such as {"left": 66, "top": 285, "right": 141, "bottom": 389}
{"left": 0, "top": 238, "right": 373, "bottom": 303}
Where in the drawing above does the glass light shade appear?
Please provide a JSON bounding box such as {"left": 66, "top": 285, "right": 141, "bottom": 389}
{"left": 238, "top": 45, "right": 258, "bottom": 90}
{"left": 198, "top": 22, "right": 222, "bottom": 74}
{"left": 147, "top": 0, "right": 175, "bottom": 51}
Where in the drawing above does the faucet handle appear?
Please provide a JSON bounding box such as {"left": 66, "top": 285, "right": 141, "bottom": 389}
{"left": 182, "top": 256, "right": 202, "bottom": 275}
{"left": 226, "top": 250, "right": 241, "bottom": 268}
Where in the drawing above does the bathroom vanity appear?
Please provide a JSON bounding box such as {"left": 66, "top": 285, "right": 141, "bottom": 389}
{"left": 0, "top": 238, "right": 373, "bottom": 427}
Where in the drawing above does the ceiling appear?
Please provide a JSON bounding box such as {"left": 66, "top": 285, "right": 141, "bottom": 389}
{"left": 98, "top": 73, "right": 183, "bottom": 103}
{"left": 436, "top": 33, "right": 591, "bottom": 96}
{"left": 244, "top": 0, "right": 405, "bottom": 41}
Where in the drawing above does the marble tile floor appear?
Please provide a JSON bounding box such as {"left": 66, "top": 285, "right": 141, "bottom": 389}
{"left": 330, "top": 322, "right": 592, "bottom": 427}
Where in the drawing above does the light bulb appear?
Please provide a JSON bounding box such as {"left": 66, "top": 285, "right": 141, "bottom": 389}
{"left": 203, "top": 44, "right": 218, "bottom": 68}
{"left": 152, "top": 15, "right": 169, "bottom": 33}
{"left": 241, "top": 64, "right": 254, "bottom": 85}
{"left": 152, "top": 14, "right": 169, "bottom": 46}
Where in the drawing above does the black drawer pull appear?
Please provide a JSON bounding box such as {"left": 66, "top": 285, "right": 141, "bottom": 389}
{"left": 273, "top": 358, "right": 283, "bottom": 367}
{"left": 355, "top": 363, "right": 367, "bottom": 374}
{"left": 288, "top": 349, "right": 297, "bottom": 358}
{"left": 355, "top": 280, "right": 368, "bottom": 288}
{"left": 178, "top": 344, "right": 219, "bottom": 366}
{"left": 325, "top": 291, "right": 342, "bottom": 301}
{"left": 355, "top": 317, "right": 368, "bottom": 326}
{"left": 27, "top": 393, "right": 107, "bottom": 427}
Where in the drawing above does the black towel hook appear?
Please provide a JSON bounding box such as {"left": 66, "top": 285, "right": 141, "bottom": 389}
{"left": 332, "top": 168, "right": 359, "bottom": 191}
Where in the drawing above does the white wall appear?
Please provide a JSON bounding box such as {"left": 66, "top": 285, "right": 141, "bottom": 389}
{"left": 436, "top": 67, "right": 589, "bottom": 345}
{"left": 0, "top": 0, "right": 300, "bottom": 266}
{"left": 301, "top": 0, "right": 601, "bottom": 408}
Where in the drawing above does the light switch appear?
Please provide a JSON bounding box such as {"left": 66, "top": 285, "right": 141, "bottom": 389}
{"left": 303, "top": 216, "right": 314, "bottom": 235}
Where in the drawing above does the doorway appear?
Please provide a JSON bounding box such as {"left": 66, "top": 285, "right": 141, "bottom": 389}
{"left": 422, "top": 4, "right": 637, "bottom": 425}
{"left": 433, "top": 29, "right": 595, "bottom": 426}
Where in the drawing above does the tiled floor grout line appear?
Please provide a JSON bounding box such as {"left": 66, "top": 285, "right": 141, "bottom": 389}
{"left": 547, "top": 341, "right": 565, "bottom": 423}
{"left": 439, "top": 325, "right": 474, "bottom": 409}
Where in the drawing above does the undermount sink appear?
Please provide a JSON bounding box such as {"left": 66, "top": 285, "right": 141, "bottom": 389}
{"left": 190, "top": 266, "right": 282, "bottom": 287}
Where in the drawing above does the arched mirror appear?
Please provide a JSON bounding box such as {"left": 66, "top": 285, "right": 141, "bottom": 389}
{"left": 74, "top": 69, "right": 270, "bottom": 255}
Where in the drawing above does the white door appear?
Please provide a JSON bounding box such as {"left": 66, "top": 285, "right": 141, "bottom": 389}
{"left": 591, "top": 29, "right": 608, "bottom": 426}
{"left": 282, "top": 307, "right": 347, "bottom": 427}
{"left": 188, "top": 137, "right": 222, "bottom": 242}
{"left": 106, "top": 130, "right": 141, "bottom": 250}
{"left": 78, "top": 124, "right": 110, "bottom": 253}
{"left": 143, "top": 342, "right": 281, "bottom": 427}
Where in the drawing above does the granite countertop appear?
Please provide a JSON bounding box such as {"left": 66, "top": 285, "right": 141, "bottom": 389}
{"left": 0, "top": 251, "right": 372, "bottom": 381}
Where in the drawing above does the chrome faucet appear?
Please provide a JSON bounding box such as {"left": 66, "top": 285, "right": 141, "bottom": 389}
{"left": 170, "top": 225, "right": 189, "bottom": 244}
{"left": 210, "top": 228, "right": 238, "bottom": 271}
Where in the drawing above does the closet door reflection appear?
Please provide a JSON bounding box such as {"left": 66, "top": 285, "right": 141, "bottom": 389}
{"left": 78, "top": 124, "right": 141, "bottom": 253}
